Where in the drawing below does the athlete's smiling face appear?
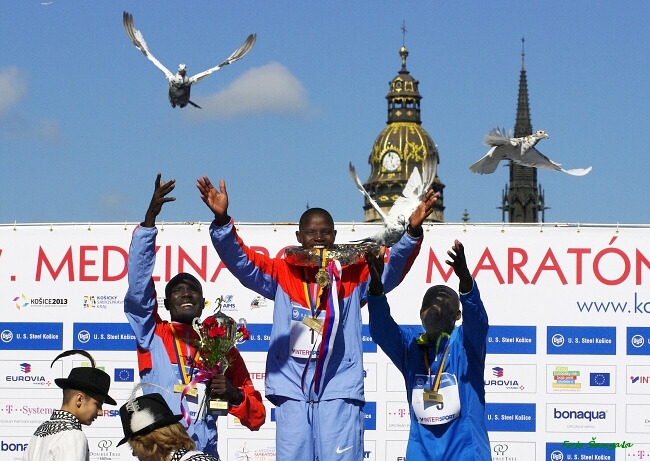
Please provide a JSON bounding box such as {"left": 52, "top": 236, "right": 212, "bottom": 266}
{"left": 296, "top": 211, "right": 337, "bottom": 250}
{"left": 164, "top": 280, "right": 204, "bottom": 324}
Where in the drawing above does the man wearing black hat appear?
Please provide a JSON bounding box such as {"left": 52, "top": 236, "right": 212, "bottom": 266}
{"left": 124, "top": 174, "right": 265, "bottom": 458}
{"left": 366, "top": 240, "right": 491, "bottom": 461}
{"left": 23, "top": 361, "right": 116, "bottom": 461}
{"left": 118, "top": 392, "right": 219, "bottom": 461}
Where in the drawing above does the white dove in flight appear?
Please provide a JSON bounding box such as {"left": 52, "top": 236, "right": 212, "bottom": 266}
{"left": 469, "top": 127, "right": 592, "bottom": 176}
{"left": 349, "top": 154, "right": 437, "bottom": 247}
{"left": 123, "top": 12, "right": 256, "bottom": 109}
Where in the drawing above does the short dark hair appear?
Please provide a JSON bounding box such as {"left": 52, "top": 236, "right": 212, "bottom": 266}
{"left": 421, "top": 285, "right": 460, "bottom": 313}
{"left": 165, "top": 273, "right": 202, "bottom": 299}
{"left": 299, "top": 208, "right": 334, "bottom": 230}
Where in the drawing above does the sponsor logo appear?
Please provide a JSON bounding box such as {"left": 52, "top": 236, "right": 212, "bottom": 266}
{"left": 484, "top": 365, "right": 531, "bottom": 392}
{"left": 97, "top": 440, "right": 112, "bottom": 451}
{"left": 114, "top": 368, "right": 134, "bottom": 382}
{"left": 13, "top": 295, "right": 28, "bottom": 310}
{"left": 78, "top": 330, "right": 90, "bottom": 343}
{"left": 336, "top": 446, "right": 352, "bottom": 454}
{"left": 551, "top": 366, "right": 580, "bottom": 389}
{"left": 493, "top": 444, "right": 508, "bottom": 455}
{"left": 83, "top": 295, "right": 121, "bottom": 309}
{"left": 632, "top": 334, "right": 645, "bottom": 348}
{"left": 552, "top": 334, "right": 565, "bottom": 347}
{"left": 0, "top": 441, "right": 28, "bottom": 452}
{"left": 250, "top": 296, "right": 267, "bottom": 309}
{"left": 485, "top": 403, "right": 536, "bottom": 432}
{"left": 1, "top": 330, "right": 13, "bottom": 343}
{"left": 631, "top": 376, "right": 650, "bottom": 383}
{"left": 549, "top": 450, "right": 563, "bottom": 461}
{"left": 553, "top": 408, "right": 606, "bottom": 421}
{"left": 493, "top": 367, "right": 504, "bottom": 377}
{"left": 215, "top": 294, "right": 236, "bottom": 311}
{"left": 589, "top": 373, "right": 610, "bottom": 386}
{"left": 5, "top": 362, "right": 48, "bottom": 386}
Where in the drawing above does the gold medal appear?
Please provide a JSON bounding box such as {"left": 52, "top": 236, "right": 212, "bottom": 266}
{"left": 302, "top": 316, "right": 324, "bottom": 335}
{"left": 315, "top": 268, "right": 329, "bottom": 287}
{"left": 423, "top": 389, "right": 443, "bottom": 403}
{"left": 174, "top": 383, "right": 198, "bottom": 397}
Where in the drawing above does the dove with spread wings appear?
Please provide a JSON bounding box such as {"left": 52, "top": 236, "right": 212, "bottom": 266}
{"left": 123, "top": 12, "right": 256, "bottom": 109}
{"left": 469, "top": 127, "right": 592, "bottom": 176}
{"left": 348, "top": 154, "right": 437, "bottom": 247}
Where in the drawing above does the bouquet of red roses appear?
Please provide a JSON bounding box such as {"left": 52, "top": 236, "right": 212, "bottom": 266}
{"left": 191, "top": 314, "right": 251, "bottom": 373}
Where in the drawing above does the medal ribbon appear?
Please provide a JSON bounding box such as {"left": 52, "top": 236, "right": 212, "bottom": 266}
{"left": 169, "top": 323, "right": 201, "bottom": 424}
{"left": 313, "top": 259, "right": 341, "bottom": 395}
{"left": 423, "top": 333, "right": 451, "bottom": 392}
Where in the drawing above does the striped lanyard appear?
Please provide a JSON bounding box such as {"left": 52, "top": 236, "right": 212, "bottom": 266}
{"left": 169, "top": 323, "right": 200, "bottom": 385}
{"left": 423, "top": 333, "right": 451, "bottom": 392}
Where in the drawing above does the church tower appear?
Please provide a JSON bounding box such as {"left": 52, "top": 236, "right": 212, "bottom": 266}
{"left": 499, "top": 39, "right": 547, "bottom": 223}
{"left": 361, "top": 45, "right": 444, "bottom": 222}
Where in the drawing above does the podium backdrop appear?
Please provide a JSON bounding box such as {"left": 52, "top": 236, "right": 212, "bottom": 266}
{"left": 1, "top": 222, "right": 649, "bottom": 461}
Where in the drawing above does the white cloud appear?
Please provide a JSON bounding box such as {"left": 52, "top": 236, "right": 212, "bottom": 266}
{"left": 187, "top": 61, "right": 317, "bottom": 120}
{"left": 0, "top": 67, "right": 26, "bottom": 117}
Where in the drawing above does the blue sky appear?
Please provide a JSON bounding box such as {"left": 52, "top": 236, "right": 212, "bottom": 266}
{"left": 1, "top": 1, "right": 648, "bottom": 225}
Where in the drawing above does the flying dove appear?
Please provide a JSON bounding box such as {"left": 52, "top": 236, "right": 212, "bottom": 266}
{"left": 470, "top": 127, "right": 591, "bottom": 176}
{"left": 123, "top": 12, "right": 256, "bottom": 109}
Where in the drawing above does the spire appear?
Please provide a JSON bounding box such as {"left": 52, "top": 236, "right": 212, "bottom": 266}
{"left": 500, "top": 38, "right": 546, "bottom": 223}
{"left": 514, "top": 37, "right": 532, "bottom": 137}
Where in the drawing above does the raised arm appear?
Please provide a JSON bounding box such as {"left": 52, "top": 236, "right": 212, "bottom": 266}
{"left": 124, "top": 174, "right": 176, "bottom": 349}
{"left": 447, "top": 240, "right": 488, "bottom": 360}
{"left": 197, "top": 175, "right": 229, "bottom": 226}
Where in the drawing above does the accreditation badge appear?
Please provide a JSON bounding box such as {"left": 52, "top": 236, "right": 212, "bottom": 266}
{"left": 411, "top": 373, "right": 460, "bottom": 425}
{"left": 289, "top": 303, "right": 323, "bottom": 359}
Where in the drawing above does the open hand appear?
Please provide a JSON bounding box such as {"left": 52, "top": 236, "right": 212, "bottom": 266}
{"left": 197, "top": 175, "right": 229, "bottom": 225}
{"left": 143, "top": 173, "right": 175, "bottom": 228}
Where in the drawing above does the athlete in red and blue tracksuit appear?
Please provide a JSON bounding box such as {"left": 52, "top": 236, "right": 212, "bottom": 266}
{"left": 208, "top": 218, "right": 422, "bottom": 461}
{"left": 125, "top": 224, "right": 266, "bottom": 458}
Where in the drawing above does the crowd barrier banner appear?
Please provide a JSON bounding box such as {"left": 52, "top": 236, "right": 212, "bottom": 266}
{"left": 1, "top": 222, "right": 649, "bottom": 461}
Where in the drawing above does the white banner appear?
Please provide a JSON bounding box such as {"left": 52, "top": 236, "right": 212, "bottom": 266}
{"left": 1, "top": 222, "right": 648, "bottom": 461}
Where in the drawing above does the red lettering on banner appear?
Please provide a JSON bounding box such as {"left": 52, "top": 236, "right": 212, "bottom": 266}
{"left": 426, "top": 248, "right": 454, "bottom": 284}
{"left": 210, "top": 261, "right": 229, "bottom": 282}
{"left": 567, "top": 248, "right": 591, "bottom": 284}
{"left": 178, "top": 246, "right": 208, "bottom": 281}
{"left": 636, "top": 249, "right": 650, "bottom": 285}
{"left": 103, "top": 246, "right": 128, "bottom": 281}
{"left": 531, "top": 248, "right": 568, "bottom": 285}
{"left": 36, "top": 246, "right": 74, "bottom": 281}
{"left": 79, "top": 246, "right": 99, "bottom": 281}
{"left": 165, "top": 246, "right": 172, "bottom": 282}
{"left": 474, "top": 248, "right": 505, "bottom": 284}
{"left": 508, "top": 248, "right": 529, "bottom": 284}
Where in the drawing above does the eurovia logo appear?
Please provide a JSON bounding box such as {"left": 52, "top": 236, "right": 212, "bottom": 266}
{"left": 6, "top": 362, "right": 49, "bottom": 386}
{"left": 13, "top": 295, "right": 28, "bottom": 310}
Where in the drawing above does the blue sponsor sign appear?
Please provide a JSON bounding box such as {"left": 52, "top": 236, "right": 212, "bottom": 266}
{"left": 547, "top": 326, "right": 616, "bottom": 355}
{"left": 363, "top": 401, "right": 376, "bottom": 430}
{"left": 72, "top": 323, "right": 137, "bottom": 351}
{"left": 627, "top": 327, "right": 650, "bottom": 355}
{"left": 486, "top": 325, "right": 536, "bottom": 354}
{"left": 589, "top": 372, "right": 610, "bottom": 387}
{"left": 0, "top": 322, "right": 63, "bottom": 350}
{"left": 362, "top": 325, "right": 377, "bottom": 353}
{"left": 236, "top": 324, "right": 272, "bottom": 352}
{"left": 114, "top": 368, "right": 135, "bottom": 382}
{"left": 270, "top": 407, "right": 276, "bottom": 422}
{"left": 485, "top": 403, "right": 535, "bottom": 432}
{"left": 546, "top": 442, "right": 615, "bottom": 461}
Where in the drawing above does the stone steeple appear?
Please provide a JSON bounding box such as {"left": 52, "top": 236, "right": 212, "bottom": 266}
{"left": 361, "top": 45, "right": 444, "bottom": 222}
{"left": 500, "top": 39, "right": 547, "bottom": 223}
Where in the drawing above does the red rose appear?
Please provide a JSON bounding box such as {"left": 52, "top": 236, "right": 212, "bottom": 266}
{"left": 208, "top": 325, "right": 227, "bottom": 338}
{"left": 203, "top": 317, "right": 217, "bottom": 327}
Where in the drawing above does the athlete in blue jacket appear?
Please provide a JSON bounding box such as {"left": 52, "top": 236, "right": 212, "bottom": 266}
{"left": 367, "top": 240, "right": 490, "bottom": 461}
{"left": 124, "top": 174, "right": 265, "bottom": 458}
{"left": 196, "top": 174, "right": 439, "bottom": 461}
